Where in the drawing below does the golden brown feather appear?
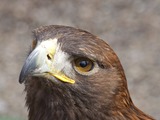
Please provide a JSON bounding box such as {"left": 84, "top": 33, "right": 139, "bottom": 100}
{"left": 19, "top": 25, "right": 154, "bottom": 120}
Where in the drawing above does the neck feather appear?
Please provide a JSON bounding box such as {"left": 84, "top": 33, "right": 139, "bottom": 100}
{"left": 25, "top": 78, "right": 154, "bottom": 120}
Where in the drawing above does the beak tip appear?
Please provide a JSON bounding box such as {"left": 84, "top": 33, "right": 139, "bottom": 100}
{"left": 19, "top": 80, "right": 24, "bottom": 84}
{"left": 19, "top": 71, "right": 25, "bottom": 84}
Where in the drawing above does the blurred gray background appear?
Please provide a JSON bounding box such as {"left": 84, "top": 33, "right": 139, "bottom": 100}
{"left": 0, "top": 0, "right": 159, "bottom": 119}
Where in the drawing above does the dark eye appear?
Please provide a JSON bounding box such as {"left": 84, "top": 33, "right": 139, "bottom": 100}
{"left": 73, "top": 57, "right": 94, "bottom": 73}
{"left": 79, "top": 60, "right": 89, "bottom": 68}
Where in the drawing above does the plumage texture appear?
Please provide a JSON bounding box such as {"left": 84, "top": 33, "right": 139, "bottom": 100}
{"left": 19, "top": 25, "right": 154, "bottom": 120}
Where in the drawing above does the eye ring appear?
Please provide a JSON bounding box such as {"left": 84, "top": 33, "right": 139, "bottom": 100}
{"left": 73, "top": 57, "right": 95, "bottom": 75}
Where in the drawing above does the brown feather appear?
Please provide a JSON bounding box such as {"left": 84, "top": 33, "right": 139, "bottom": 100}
{"left": 20, "top": 25, "right": 154, "bottom": 120}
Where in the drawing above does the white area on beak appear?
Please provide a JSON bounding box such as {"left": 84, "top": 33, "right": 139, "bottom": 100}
{"left": 52, "top": 44, "right": 75, "bottom": 79}
{"left": 40, "top": 38, "right": 58, "bottom": 54}
{"left": 40, "top": 38, "right": 75, "bottom": 80}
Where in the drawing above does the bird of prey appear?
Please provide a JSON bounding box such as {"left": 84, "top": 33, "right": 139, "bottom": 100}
{"left": 19, "top": 25, "right": 154, "bottom": 120}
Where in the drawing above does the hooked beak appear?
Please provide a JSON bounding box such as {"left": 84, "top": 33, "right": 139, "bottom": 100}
{"left": 19, "top": 39, "right": 75, "bottom": 84}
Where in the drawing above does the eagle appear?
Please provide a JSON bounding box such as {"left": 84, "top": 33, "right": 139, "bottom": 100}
{"left": 19, "top": 25, "right": 154, "bottom": 120}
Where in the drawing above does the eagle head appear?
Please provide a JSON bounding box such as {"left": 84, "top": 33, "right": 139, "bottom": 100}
{"left": 19, "top": 25, "right": 153, "bottom": 120}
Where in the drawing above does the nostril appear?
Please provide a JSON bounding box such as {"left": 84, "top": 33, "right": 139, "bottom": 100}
{"left": 47, "top": 54, "right": 52, "bottom": 60}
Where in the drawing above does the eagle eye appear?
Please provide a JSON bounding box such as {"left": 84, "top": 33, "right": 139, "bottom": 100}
{"left": 73, "top": 57, "right": 94, "bottom": 74}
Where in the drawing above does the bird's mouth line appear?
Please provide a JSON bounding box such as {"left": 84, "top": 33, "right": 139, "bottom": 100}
{"left": 48, "top": 72, "right": 75, "bottom": 84}
{"left": 29, "top": 72, "right": 60, "bottom": 83}
{"left": 31, "top": 71, "right": 75, "bottom": 84}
